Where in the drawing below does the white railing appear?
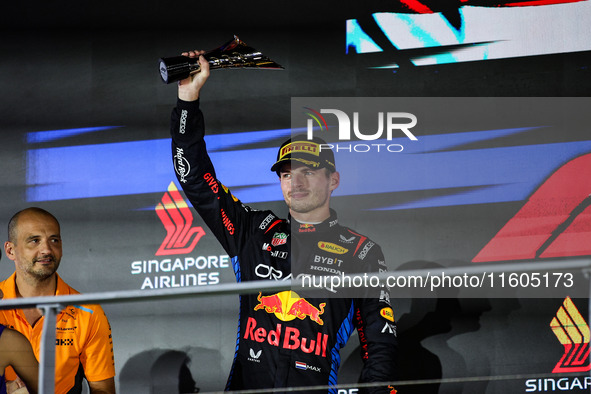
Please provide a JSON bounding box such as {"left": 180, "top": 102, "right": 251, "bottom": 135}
{"left": 1, "top": 258, "right": 590, "bottom": 393}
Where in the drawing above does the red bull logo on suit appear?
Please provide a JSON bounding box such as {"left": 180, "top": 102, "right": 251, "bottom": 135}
{"left": 254, "top": 291, "right": 326, "bottom": 325}
{"left": 245, "top": 291, "right": 329, "bottom": 356}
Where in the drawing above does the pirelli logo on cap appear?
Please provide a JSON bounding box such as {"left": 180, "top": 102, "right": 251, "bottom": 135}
{"left": 279, "top": 142, "right": 321, "bottom": 160}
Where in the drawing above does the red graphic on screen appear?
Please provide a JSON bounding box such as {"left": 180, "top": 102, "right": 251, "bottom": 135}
{"left": 398, "top": 0, "right": 585, "bottom": 14}
{"left": 550, "top": 297, "right": 590, "bottom": 373}
{"left": 155, "top": 182, "right": 205, "bottom": 256}
{"left": 473, "top": 153, "right": 591, "bottom": 262}
{"left": 378, "top": 0, "right": 587, "bottom": 31}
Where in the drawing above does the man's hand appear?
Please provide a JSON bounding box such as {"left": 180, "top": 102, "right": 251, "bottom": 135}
{"left": 7, "top": 378, "right": 30, "bottom": 394}
{"left": 178, "top": 50, "right": 210, "bottom": 102}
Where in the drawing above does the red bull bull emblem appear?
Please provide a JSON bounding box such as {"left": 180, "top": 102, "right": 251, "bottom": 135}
{"left": 288, "top": 298, "right": 326, "bottom": 325}
{"left": 254, "top": 292, "right": 285, "bottom": 314}
{"left": 254, "top": 291, "right": 325, "bottom": 325}
{"left": 299, "top": 223, "right": 316, "bottom": 233}
{"left": 246, "top": 291, "right": 329, "bottom": 357}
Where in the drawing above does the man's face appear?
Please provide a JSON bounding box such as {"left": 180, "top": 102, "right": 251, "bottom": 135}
{"left": 5, "top": 212, "right": 62, "bottom": 281}
{"left": 279, "top": 162, "right": 339, "bottom": 219}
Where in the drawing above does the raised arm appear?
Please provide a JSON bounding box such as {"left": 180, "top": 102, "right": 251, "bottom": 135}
{"left": 177, "top": 50, "right": 210, "bottom": 102}
{"left": 170, "top": 47, "right": 269, "bottom": 259}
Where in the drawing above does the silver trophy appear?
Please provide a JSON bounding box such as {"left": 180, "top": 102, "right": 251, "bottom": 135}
{"left": 159, "top": 35, "right": 284, "bottom": 84}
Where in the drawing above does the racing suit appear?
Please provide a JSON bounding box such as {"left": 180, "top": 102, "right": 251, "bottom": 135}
{"left": 170, "top": 98, "right": 398, "bottom": 393}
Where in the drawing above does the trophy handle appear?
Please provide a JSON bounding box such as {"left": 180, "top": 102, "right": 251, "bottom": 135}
{"left": 159, "top": 35, "right": 284, "bottom": 84}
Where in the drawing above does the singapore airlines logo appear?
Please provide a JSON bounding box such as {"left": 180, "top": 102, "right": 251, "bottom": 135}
{"left": 550, "top": 296, "right": 590, "bottom": 373}
{"left": 155, "top": 182, "right": 206, "bottom": 256}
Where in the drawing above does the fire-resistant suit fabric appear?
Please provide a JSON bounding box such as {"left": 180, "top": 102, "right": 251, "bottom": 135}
{"left": 170, "top": 99, "right": 398, "bottom": 394}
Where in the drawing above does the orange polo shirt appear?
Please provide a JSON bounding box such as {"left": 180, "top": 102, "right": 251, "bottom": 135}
{"left": 0, "top": 273, "right": 115, "bottom": 394}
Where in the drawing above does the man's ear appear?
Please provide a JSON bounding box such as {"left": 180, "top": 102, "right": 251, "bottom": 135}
{"left": 330, "top": 171, "right": 340, "bottom": 191}
{"left": 4, "top": 241, "right": 16, "bottom": 262}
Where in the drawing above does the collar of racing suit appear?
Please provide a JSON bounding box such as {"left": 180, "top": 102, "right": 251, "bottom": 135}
{"left": 290, "top": 209, "right": 339, "bottom": 234}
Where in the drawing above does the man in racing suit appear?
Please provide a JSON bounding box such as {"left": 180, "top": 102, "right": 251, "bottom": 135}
{"left": 170, "top": 50, "right": 397, "bottom": 393}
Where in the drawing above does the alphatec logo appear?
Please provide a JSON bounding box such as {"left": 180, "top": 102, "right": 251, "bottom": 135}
{"left": 155, "top": 182, "right": 206, "bottom": 256}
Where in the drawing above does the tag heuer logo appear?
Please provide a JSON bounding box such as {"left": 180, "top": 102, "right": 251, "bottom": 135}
{"left": 272, "top": 232, "right": 288, "bottom": 246}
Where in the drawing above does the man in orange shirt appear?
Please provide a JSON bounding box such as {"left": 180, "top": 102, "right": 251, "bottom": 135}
{"left": 0, "top": 207, "right": 115, "bottom": 394}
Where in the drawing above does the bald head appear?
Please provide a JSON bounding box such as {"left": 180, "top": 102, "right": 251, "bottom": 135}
{"left": 8, "top": 207, "right": 60, "bottom": 244}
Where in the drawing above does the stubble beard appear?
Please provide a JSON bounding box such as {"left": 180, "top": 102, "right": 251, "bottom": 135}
{"left": 26, "top": 256, "right": 60, "bottom": 282}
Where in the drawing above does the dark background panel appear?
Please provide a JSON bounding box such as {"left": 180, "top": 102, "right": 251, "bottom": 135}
{"left": 1, "top": 1, "right": 590, "bottom": 392}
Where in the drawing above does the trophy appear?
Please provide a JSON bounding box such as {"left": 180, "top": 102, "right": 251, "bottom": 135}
{"left": 159, "top": 35, "right": 284, "bottom": 84}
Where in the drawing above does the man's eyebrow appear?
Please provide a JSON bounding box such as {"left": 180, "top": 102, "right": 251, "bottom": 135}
{"left": 24, "top": 234, "right": 61, "bottom": 241}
